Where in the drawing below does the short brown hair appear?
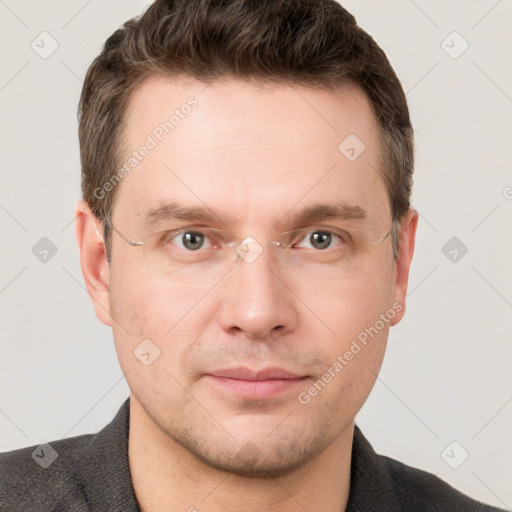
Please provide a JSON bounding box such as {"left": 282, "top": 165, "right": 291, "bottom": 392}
{"left": 79, "top": 0, "right": 413, "bottom": 260}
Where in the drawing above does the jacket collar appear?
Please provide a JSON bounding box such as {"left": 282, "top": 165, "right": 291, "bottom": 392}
{"left": 77, "top": 398, "right": 140, "bottom": 511}
{"left": 78, "top": 398, "right": 401, "bottom": 511}
{"left": 347, "top": 424, "right": 402, "bottom": 511}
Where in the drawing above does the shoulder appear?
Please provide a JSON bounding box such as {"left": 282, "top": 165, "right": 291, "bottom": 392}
{"left": 349, "top": 426, "right": 505, "bottom": 512}
{"left": 0, "top": 398, "right": 136, "bottom": 512}
{"left": 380, "top": 454, "right": 503, "bottom": 512}
{"left": 0, "top": 434, "right": 93, "bottom": 511}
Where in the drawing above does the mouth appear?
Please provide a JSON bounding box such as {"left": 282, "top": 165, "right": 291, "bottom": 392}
{"left": 205, "top": 367, "right": 309, "bottom": 399}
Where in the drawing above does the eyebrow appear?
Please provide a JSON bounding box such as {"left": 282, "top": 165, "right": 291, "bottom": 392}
{"left": 139, "top": 200, "right": 367, "bottom": 231}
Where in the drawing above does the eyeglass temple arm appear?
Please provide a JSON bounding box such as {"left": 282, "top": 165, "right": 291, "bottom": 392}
{"left": 103, "top": 216, "right": 144, "bottom": 246}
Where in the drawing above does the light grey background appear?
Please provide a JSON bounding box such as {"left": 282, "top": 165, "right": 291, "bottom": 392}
{"left": 1, "top": 0, "right": 511, "bottom": 508}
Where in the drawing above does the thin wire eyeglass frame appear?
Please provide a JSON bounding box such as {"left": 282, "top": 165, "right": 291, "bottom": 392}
{"left": 101, "top": 215, "right": 399, "bottom": 262}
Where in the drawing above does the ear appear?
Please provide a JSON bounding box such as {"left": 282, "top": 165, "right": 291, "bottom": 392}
{"left": 74, "top": 200, "right": 113, "bottom": 326}
{"left": 390, "top": 208, "right": 418, "bottom": 326}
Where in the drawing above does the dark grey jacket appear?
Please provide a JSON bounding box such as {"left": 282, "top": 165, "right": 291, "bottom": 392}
{"left": 0, "top": 398, "right": 504, "bottom": 511}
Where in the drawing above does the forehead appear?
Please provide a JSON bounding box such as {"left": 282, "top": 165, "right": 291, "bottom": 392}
{"left": 113, "top": 75, "right": 389, "bottom": 226}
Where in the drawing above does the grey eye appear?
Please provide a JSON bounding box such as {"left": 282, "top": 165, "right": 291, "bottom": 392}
{"left": 178, "top": 231, "right": 207, "bottom": 251}
{"left": 308, "top": 231, "right": 332, "bottom": 250}
{"left": 294, "top": 230, "right": 344, "bottom": 251}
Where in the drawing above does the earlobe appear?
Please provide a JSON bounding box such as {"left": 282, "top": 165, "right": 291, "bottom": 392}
{"left": 74, "top": 199, "right": 113, "bottom": 326}
{"left": 390, "top": 208, "right": 418, "bottom": 326}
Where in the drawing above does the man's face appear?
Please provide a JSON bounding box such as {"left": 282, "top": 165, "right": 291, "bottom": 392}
{"left": 95, "top": 76, "right": 412, "bottom": 476}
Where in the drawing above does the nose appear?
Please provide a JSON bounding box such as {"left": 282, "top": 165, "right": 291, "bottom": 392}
{"left": 218, "top": 241, "right": 299, "bottom": 340}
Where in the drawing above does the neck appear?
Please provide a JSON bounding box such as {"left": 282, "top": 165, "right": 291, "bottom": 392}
{"left": 128, "top": 397, "right": 353, "bottom": 512}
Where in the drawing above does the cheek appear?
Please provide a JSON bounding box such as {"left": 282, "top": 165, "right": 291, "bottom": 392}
{"left": 107, "top": 272, "right": 184, "bottom": 406}
{"left": 295, "top": 261, "right": 394, "bottom": 406}
{"left": 108, "top": 266, "right": 168, "bottom": 372}
{"left": 109, "top": 263, "right": 193, "bottom": 334}
{"left": 108, "top": 265, "right": 212, "bottom": 373}
{"left": 295, "top": 258, "right": 395, "bottom": 339}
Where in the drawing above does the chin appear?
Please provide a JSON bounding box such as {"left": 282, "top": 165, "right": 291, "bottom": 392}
{"left": 171, "top": 424, "right": 331, "bottom": 479}
{"left": 192, "top": 444, "right": 320, "bottom": 479}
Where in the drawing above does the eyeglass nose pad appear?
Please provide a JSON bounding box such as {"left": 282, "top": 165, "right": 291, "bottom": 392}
{"left": 235, "top": 236, "right": 264, "bottom": 264}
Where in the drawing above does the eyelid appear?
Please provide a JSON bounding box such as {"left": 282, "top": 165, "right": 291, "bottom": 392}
{"left": 162, "top": 227, "right": 231, "bottom": 248}
{"left": 282, "top": 226, "right": 351, "bottom": 242}
{"left": 170, "top": 225, "right": 344, "bottom": 235}
{"left": 158, "top": 225, "right": 351, "bottom": 247}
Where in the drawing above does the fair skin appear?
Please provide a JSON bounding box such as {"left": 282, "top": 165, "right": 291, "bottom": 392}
{"left": 75, "top": 76, "right": 417, "bottom": 512}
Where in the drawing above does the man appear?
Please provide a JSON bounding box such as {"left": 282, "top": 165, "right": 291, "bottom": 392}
{"left": 0, "top": 1, "right": 504, "bottom": 510}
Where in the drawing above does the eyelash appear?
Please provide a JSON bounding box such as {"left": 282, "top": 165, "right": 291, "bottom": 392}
{"left": 161, "top": 227, "right": 350, "bottom": 252}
